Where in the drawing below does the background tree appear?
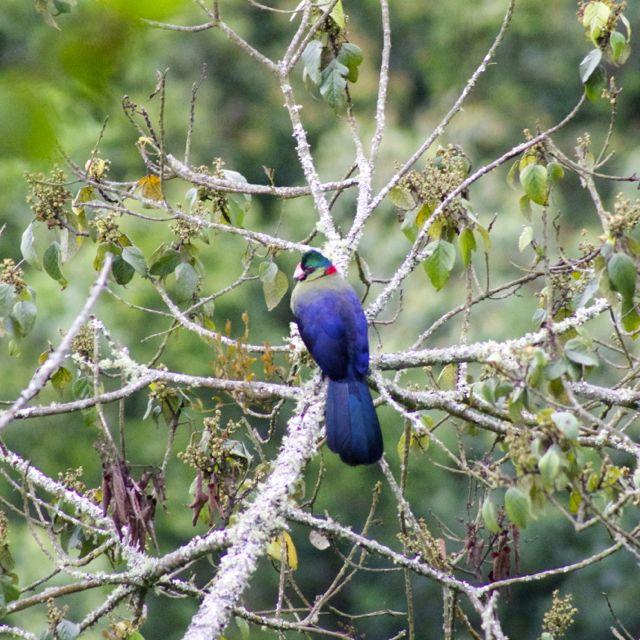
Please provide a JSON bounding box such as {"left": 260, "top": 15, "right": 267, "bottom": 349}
{"left": 0, "top": 1, "right": 639, "bottom": 639}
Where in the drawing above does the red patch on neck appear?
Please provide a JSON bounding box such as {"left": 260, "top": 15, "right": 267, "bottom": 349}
{"left": 325, "top": 265, "right": 337, "bottom": 275}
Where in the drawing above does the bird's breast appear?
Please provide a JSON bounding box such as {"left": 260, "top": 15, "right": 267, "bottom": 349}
{"left": 291, "top": 275, "right": 346, "bottom": 314}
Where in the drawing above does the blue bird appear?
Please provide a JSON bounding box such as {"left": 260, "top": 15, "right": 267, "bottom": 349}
{"left": 291, "top": 250, "right": 383, "bottom": 465}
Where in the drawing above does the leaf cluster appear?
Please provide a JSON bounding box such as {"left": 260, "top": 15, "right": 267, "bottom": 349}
{"left": 300, "top": 1, "right": 363, "bottom": 113}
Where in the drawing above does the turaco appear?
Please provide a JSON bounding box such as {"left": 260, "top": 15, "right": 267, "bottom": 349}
{"left": 291, "top": 250, "right": 383, "bottom": 465}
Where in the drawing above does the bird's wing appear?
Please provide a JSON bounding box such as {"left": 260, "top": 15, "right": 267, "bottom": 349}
{"left": 294, "top": 285, "right": 369, "bottom": 380}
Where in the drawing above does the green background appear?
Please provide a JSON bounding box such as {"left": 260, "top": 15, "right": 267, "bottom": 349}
{"left": 0, "top": 0, "right": 639, "bottom": 638}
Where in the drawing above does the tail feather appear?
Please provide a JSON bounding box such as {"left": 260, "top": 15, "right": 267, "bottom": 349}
{"left": 326, "top": 379, "right": 383, "bottom": 465}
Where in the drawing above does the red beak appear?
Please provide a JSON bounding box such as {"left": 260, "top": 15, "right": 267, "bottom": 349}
{"left": 293, "top": 263, "right": 306, "bottom": 281}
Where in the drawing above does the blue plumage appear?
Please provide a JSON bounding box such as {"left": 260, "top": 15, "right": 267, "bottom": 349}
{"left": 291, "top": 251, "right": 383, "bottom": 466}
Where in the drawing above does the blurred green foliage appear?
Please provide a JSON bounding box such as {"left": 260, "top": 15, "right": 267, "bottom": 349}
{"left": 1, "top": 1, "right": 640, "bottom": 638}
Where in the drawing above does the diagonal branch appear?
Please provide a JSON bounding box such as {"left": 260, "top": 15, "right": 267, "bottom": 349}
{"left": 0, "top": 255, "right": 113, "bottom": 432}
{"left": 182, "top": 377, "right": 325, "bottom": 639}
{"left": 279, "top": 77, "right": 341, "bottom": 246}
{"left": 345, "top": 0, "right": 517, "bottom": 251}
{"left": 286, "top": 506, "right": 479, "bottom": 594}
{"left": 369, "top": 0, "right": 391, "bottom": 166}
{"left": 152, "top": 279, "right": 289, "bottom": 352}
{"left": 365, "top": 95, "right": 586, "bottom": 321}
{"left": 366, "top": 0, "right": 516, "bottom": 217}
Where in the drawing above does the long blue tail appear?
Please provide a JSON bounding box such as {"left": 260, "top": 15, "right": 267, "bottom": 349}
{"left": 325, "top": 379, "right": 383, "bottom": 465}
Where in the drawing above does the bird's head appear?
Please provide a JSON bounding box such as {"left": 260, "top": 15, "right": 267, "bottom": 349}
{"left": 293, "top": 250, "right": 337, "bottom": 282}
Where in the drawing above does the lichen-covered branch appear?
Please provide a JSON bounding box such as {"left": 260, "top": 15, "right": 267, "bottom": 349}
{"left": 0, "top": 255, "right": 113, "bottom": 432}
{"left": 182, "top": 379, "right": 325, "bottom": 639}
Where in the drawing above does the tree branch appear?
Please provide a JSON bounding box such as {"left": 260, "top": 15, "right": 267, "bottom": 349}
{"left": 182, "top": 378, "right": 325, "bottom": 639}
{"left": 0, "top": 255, "right": 113, "bottom": 432}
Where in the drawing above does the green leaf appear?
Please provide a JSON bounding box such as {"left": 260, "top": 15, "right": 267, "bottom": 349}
{"left": 564, "top": 337, "right": 599, "bottom": 367}
{"left": 72, "top": 376, "right": 93, "bottom": 400}
{"left": 21, "top": 221, "right": 46, "bottom": 271}
{"left": 258, "top": 260, "right": 278, "bottom": 281}
{"left": 301, "top": 39, "right": 323, "bottom": 85}
{"left": 0, "top": 284, "right": 16, "bottom": 317}
{"left": 508, "top": 388, "right": 526, "bottom": 421}
{"left": 149, "top": 249, "right": 182, "bottom": 277}
{"left": 111, "top": 255, "right": 135, "bottom": 285}
{"left": 198, "top": 298, "right": 216, "bottom": 330}
{"left": 235, "top": 616, "right": 250, "bottom": 640}
{"left": 547, "top": 161, "right": 565, "bottom": 183}
{"left": 260, "top": 261, "right": 288, "bottom": 310}
{"left": 175, "top": 262, "right": 200, "bottom": 303}
{"left": 319, "top": 58, "right": 348, "bottom": 113}
{"left": 626, "top": 232, "right": 640, "bottom": 257}
{"left": 458, "top": 228, "right": 476, "bottom": 267}
{"left": 576, "top": 278, "right": 599, "bottom": 309}
{"left": 51, "top": 366, "right": 72, "bottom": 394}
{"left": 330, "top": 0, "right": 345, "bottom": 29}
{"left": 519, "top": 195, "right": 532, "bottom": 220}
{"left": 551, "top": 411, "right": 580, "bottom": 440}
{"left": 93, "top": 243, "right": 119, "bottom": 271}
{"left": 476, "top": 224, "right": 492, "bottom": 250}
{"left": 568, "top": 490, "right": 582, "bottom": 514}
{"left": 424, "top": 240, "right": 456, "bottom": 290}
{"left": 607, "top": 252, "right": 636, "bottom": 300}
{"left": 519, "top": 153, "right": 536, "bottom": 172}
{"left": 122, "top": 245, "right": 148, "bottom": 276}
{"left": 610, "top": 30, "right": 630, "bottom": 64}
{"left": 266, "top": 531, "right": 298, "bottom": 570}
{"left": 43, "top": 242, "right": 68, "bottom": 289}
{"left": 579, "top": 48, "right": 603, "bottom": 83}
{"left": 337, "top": 42, "right": 363, "bottom": 83}
{"left": 389, "top": 185, "right": 416, "bottom": 210}
{"left": 0, "top": 544, "right": 15, "bottom": 573}
{"left": 504, "top": 486, "right": 530, "bottom": 529}
{"left": 420, "top": 203, "right": 437, "bottom": 231}
{"left": 10, "top": 300, "right": 37, "bottom": 337}
{"left": 584, "top": 65, "right": 606, "bottom": 102}
{"left": 520, "top": 164, "right": 548, "bottom": 206}
{"left": 583, "top": 2, "right": 610, "bottom": 43}
{"left": 482, "top": 497, "right": 500, "bottom": 533}
{"left": 0, "top": 574, "right": 19, "bottom": 604}
{"left": 227, "top": 195, "right": 247, "bottom": 227}
{"left": 400, "top": 208, "right": 418, "bottom": 243}
{"left": 396, "top": 429, "right": 429, "bottom": 459}
{"left": 262, "top": 267, "right": 288, "bottom": 311}
{"left": 20, "top": 222, "right": 38, "bottom": 270}
{"left": 506, "top": 160, "right": 519, "bottom": 190}
{"left": 474, "top": 379, "right": 496, "bottom": 405}
{"left": 621, "top": 297, "right": 640, "bottom": 332}
{"left": 583, "top": 2, "right": 610, "bottom": 27}
{"left": 72, "top": 185, "right": 93, "bottom": 218}
{"left": 518, "top": 226, "right": 533, "bottom": 253}
{"left": 538, "top": 444, "right": 562, "bottom": 484}
{"left": 545, "top": 358, "right": 568, "bottom": 380}
{"left": 619, "top": 13, "right": 632, "bottom": 42}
